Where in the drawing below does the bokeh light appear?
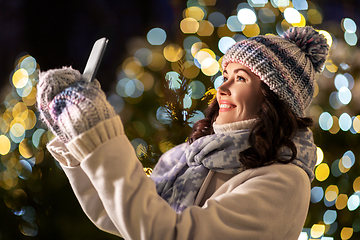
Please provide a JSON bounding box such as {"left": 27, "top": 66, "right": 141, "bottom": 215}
{"left": 208, "top": 12, "right": 226, "bottom": 27}
{"left": 0, "top": 135, "right": 11, "bottom": 155}
{"left": 316, "top": 147, "right": 324, "bottom": 165}
{"left": 163, "top": 44, "right": 184, "bottom": 62}
{"left": 116, "top": 78, "right": 144, "bottom": 98}
{"left": 197, "top": 20, "right": 214, "bottom": 36}
{"left": 347, "top": 194, "right": 360, "bottom": 211}
{"left": 340, "top": 227, "right": 353, "bottom": 240}
{"left": 188, "top": 81, "right": 206, "bottom": 99}
{"left": 316, "top": 163, "right": 330, "bottom": 181}
{"left": 1, "top": 2, "right": 360, "bottom": 239}
{"left": 338, "top": 87, "right": 351, "bottom": 105}
{"left": 293, "top": 0, "right": 308, "bottom": 10}
{"left": 311, "top": 186, "right": 324, "bottom": 203}
{"left": 311, "top": 224, "right": 325, "bottom": 238}
{"left": 319, "top": 112, "right": 333, "bottom": 131}
{"left": 344, "top": 32, "right": 358, "bottom": 46}
{"left": 227, "top": 16, "right": 244, "bottom": 32}
{"left": 342, "top": 18, "right": 357, "bottom": 33}
{"left": 284, "top": 8, "right": 301, "bottom": 24}
{"left": 12, "top": 69, "right": 29, "bottom": 89}
{"left": 218, "top": 37, "right": 236, "bottom": 54}
{"left": 147, "top": 28, "right": 166, "bottom": 45}
{"left": 180, "top": 18, "right": 200, "bottom": 34}
{"left": 237, "top": 8, "right": 257, "bottom": 25}
{"left": 20, "top": 56, "right": 37, "bottom": 75}
{"left": 323, "top": 210, "right": 337, "bottom": 225}
{"left": 339, "top": 113, "right": 351, "bottom": 131}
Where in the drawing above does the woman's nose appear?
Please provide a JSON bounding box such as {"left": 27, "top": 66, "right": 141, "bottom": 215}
{"left": 217, "top": 80, "right": 231, "bottom": 96}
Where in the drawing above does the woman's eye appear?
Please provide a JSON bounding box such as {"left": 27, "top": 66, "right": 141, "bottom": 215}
{"left": 236, "top": 76, "right": 245, "bottom": 82}
{"left": 223, "top": 77, "right": 228, "bottom": 82}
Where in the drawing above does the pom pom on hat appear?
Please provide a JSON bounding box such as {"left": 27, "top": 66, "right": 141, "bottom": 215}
{"left": 282, "top": 26, "right": 329, "bottom": 72}
{"left": 221, "top": 26, "right": 330, "bottom": 117}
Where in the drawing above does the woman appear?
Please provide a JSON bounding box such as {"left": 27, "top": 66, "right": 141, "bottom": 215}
{"left": 37, "top": 26, "right": 329, "bottom": 239}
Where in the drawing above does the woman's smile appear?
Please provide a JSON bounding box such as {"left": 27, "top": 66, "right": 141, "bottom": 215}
{"left": 219, "top": 100, "right": 236, "bottom": 112}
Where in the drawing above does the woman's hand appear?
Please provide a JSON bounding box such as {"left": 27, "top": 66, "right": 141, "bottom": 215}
{"left": 36, "top": 67, "right": 116, "bottom": 143}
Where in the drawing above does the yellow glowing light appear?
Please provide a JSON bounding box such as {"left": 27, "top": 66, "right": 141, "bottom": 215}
{"left": 10, "top": 117, "right": 26, "bottom": 130}
{"left": 325, "top": 185, "right": 339, "bottom": 202}
{"left": 148, "top": 53, "right": 166, "bottom": 71}
{"left": 10, "top": 122, "right": 25, "bottom": 137}
{"left": 315, "top": 163, "right": 329, "bottom": 182}
{"left": 0, "top": 117, "right": 10, "bottom": 134}
{"left": 329, "top": 116, "right": 339, "bottom": 134}
{"left": 313, "top": 82, "right": 319, "bottom": 98}
{"left": 190, "top": 42, "right": 209, "bottom": 57}
{"left": 291, "top": 13, "right": 306, "bottom": 27}
{"left": 122, "top": 57, "right": 143, "bottom": 78}
{"left": 22, "top": 87, "right": 37, "bottom": 106}
{"left": 311, "top": 224, "right": 325, "bottom": 239}
{"left": 2, "top": 176, "right": 18, "bottom": 190}
{"left": 242, "top": 23, "right": 260, "bottom": 37}
{"left": 353, "top": 176, "right": 360, "bottom": 192}
{"left": 195, "top": 51, "right": 213, "bottom": 65}
{"left": 159, "top": 140, "right": 175, "bottom": 153}
{"left": 325, "top": 60, "right": 338, "bottom": 73}
{"left": 5, "top": 154, "right": 17, "bottom": 169}
{"left": 12, "top": 102, "right": 27, "bottom": 118}
{"left": 201, "top": 58, "right": 220, "bottom": 76}
{"left": 138, "top": 72, "right": 154, "bottom": 91}
{"left": 163, "top": 44, "right": 184, "bottom": 62}
{"left": 318, "top": 30, "right": 333, "bottom": 48}
{"left": 19, "top": 139, "right": 33, "bottom": 158}
{"left": 316, "top": 147, "right": 324, "bottom": 165}
{"left": 339, "top": 157, "right": 351, "bottom": 173}
{"left": 22, "top": 110, "right": 36, "bottom": 130}
{"left": 197, "top": 20, "right": 214, "bottom": 36}
{"left": 0, "top": 135, "right": 11, "bottom": 155}
{"left": 182, "top": 62, "right": 200, "bottom": 79}
{"left": 185, "top": 7, "right": 204, "bottom": 21}
{"left": 353, "top": 115, "right": 360, "bottom": 133}
{"left": 202, "top": 88, "right": 217, "bottom": 104}
{"left": 136, "top": 143, "right": 147, "bottom": 158}
{"left": 180, "top": 18, "right": 199, "bottom": 34}
{"left": 335, "top": 194, "right": 348, "bottom": 210}
{"left": 217, "top": 24, "right": 233, "bottom": 38}
{"left": 143, "top": 167, "right": 153, "bottom": 177}
{"left": 12, "top": 69, "right": 29, "bottom": 88}
{"left": 308, "top": 9, "right": 323, "bottom": 25}
{"left": 340, "top": 227, "right": 353, "bottom": 240}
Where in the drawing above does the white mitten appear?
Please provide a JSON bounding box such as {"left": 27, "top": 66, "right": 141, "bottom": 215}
{"left": 36, "top": 67, "right": 116, "bottom": 143}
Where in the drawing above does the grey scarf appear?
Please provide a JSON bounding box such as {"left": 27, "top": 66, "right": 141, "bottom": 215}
{"left": 150, "top": 129, "right": 316, "bottom": 213}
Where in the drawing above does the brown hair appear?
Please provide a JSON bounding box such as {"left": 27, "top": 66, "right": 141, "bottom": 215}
{"left": 188, "top": 82, "right": 313, "bottom": 169}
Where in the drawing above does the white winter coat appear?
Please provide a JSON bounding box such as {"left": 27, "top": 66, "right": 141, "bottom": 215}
{"left": 47, "top": 116, "right": 311, "bottom": 240}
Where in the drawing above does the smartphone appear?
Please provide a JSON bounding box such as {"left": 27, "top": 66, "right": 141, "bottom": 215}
{"left": 82, "top": 37, "right": 109, "bottom": 82}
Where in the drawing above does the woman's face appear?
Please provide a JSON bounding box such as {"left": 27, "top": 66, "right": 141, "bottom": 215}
{"left": 215, "top": 63, "right": 263, "bottom": 125}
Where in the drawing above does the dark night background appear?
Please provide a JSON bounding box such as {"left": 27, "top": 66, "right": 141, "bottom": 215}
{"left": 0, "top": 0, "right": 360, "bottom": 240}
{"left": 1, "top": 0, "right": 358, "bottom": 94}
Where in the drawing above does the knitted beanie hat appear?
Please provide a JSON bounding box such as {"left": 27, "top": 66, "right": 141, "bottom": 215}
{"left": 221, "top": 26, "right": 329, "bottom": 117}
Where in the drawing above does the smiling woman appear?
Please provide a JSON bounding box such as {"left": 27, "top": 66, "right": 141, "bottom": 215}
{"left": 37, "top": 26, "right": 329, "bottom": 240}
{"left": 215, "top": 63, "right": 263, "bottom": 124}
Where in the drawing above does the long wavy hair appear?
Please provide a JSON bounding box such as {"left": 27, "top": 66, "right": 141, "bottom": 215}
{"left": 188, "top": 82, "right": 313, "bottom": 169}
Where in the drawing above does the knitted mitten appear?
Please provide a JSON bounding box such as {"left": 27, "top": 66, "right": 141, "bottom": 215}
{"left": 36, "top": 67, "right": 116, "bottom": 143}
